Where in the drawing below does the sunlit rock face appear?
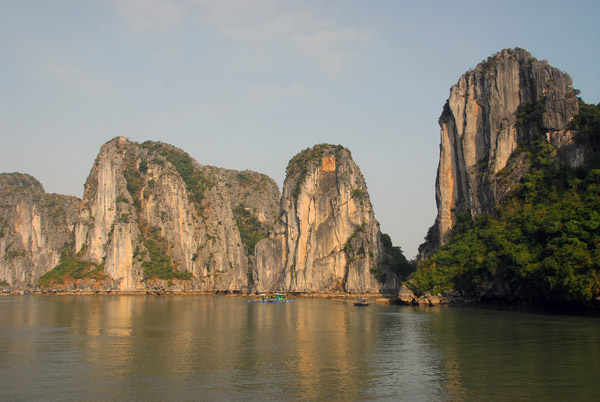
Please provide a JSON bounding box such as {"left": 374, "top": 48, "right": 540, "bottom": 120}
{"left": 421, "top": 48, "right": 583, "bottom": 257}
{"left": 254, "top": 144, "right": 396, "bottom": 294}
{"left": 0, "top": 173, "right": 79, "bottom": 288}
{"left": 74, "top": 137, "right": 280, "bottom": 291}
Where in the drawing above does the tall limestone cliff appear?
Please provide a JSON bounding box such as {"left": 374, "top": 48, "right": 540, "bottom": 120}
{"left": 73, "top": 137, "right": 280, "bottom": 292}
{"left": 253, "top": 144, "right": 396, "bottom": 294}
{"left": 421, "top": 48, "right": 585, "bottom": 256}
{"left": 0, "top": 173, "right": 80, "bottom": 288}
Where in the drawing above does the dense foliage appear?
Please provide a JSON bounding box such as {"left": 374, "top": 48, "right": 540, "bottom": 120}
{"left": 141, "top": 141, "right": 214, "bottom": 206}
{"left": 285, "top": 144, "right": 348, "bottom": 200}
{"left": 233, "top": 204, "right": 268, "bottom": 256}
{"left": 134, "top": 222, "right": 192, "bottom": 281}
{"left": 570, "top": 99, "right": 600, "bottom": 150}
{"left": 123, "top": 151, "right": 144, "bottom": 208}
{"left": 381, "top": 234, "right": 415, "bottom": 281}
{"left": 38, "top": 253, "right": 105, "bottom": 287}
{"left": 411, "top": 100, "right": 600, "bottom": 305}
{"left": 140, "top": 238, "right": 192, "bottom": 281}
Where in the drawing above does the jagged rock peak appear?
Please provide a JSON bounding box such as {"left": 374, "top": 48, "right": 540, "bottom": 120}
{"left": 254, "top": 144, "right": 397, "bottom": 294}
{"left": 421, "top": 48, "right": 581, "bottom": 257}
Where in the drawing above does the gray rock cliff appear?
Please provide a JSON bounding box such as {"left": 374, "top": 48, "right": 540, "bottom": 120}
{"left": 421, "top": 48, "right": 585, "bottom": 257}
{"left": 0, "top": 173, "right": 80, "bottom": 288}
{"left": 253, "top": 144, "right": 397, "bottom": 294}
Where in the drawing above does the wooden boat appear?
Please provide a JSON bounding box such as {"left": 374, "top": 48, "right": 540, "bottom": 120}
{"left": 353, "top": 297, "right": 370, "bottom": 306}
{"left": 248, "top": 293, "right": 293, "bottom": 303}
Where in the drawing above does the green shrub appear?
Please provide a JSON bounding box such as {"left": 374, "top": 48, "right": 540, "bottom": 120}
{"left": 233, "top": 204, "right": 268, "bottom": 256}
{"left": 411, "top": 100, "right": 600, "bottom": 304}
{"left": 123, "top": 151, "right": 144, "bottom": 209}
{"left": 351, "top": 188, "right": 365, "bottom": 199}
{"left": 38, "top": 253, "right": 105, "bottom": 288}
{"left": 381, "top": 233, "right": 414, "bottom": 280}
{"left": 517, "top": 99, "right": 545, "bottom": 126}
{"left": 285, "top": 144, "right": 349, "bottom": 200}
{"left": 141, "top": 141, "right": 214, "bottom": 208}
{"left": 370, "top": 266, "right": 387, "bottom": 283}
{"left": 411, "top": 162, "right": 600, "bottom": 304}
{"left": 569, "top": 98, "right": 600, "bottom": 150}
{"left": 139, "top": 221, "right": 192, "bottom": 281}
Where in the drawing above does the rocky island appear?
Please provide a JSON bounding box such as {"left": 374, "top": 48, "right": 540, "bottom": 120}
{"left": 253, "top": 144, "right": 398, "bottom": 294}
{"left": 1, "top": 140, "right": 402, "bottom": 295}
{"left": 412, "top": 48, "right": 600, "bottom": 309}
{"left": 2, "top": 47, "right": 599, "bottom": 310}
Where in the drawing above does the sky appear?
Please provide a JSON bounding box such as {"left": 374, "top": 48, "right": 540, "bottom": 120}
{"left": 1, "top": 0, "right": 599, "bottom": 258}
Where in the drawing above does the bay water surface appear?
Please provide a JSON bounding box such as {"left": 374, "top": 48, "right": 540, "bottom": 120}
{"left": 1, "top": 295, "right": 599, "bottom": 401}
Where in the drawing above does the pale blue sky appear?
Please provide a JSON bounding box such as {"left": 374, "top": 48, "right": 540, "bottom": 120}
{"left": 1, "top": 0, "right": 599, "bottom": 258}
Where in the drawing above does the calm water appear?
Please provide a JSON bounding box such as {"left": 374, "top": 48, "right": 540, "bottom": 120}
{"left": 1, "top": 296, "right": 599, "bottom": 401}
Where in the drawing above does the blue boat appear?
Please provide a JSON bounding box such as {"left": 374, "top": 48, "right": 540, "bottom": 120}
{"left": 248, "top": 293, "right": 293, "bottom": 303}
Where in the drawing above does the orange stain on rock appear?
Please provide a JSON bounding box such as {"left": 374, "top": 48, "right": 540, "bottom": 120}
{"left": 321, "top": 155, "right": 336, "bottom": 172}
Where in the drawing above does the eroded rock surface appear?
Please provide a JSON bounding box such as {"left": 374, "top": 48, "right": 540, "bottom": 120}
{"left": 74, "top": 137, "right": 280, "bottom": 291}
{"left": 422, "top": 48, "right": 583, "bottom": 256}
{"left": 0, "top": 173, "right": 79, "bottom": 288}
{"left": 254, "top": 144, "right": 396, "bottom": 294}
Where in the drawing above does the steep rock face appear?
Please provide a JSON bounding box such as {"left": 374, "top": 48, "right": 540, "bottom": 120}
{"left": 75, "top": 137, "right": 280, "bottom": 291}
{"left": 220, "top": 169, "right": 281, "bottom": 258}
{"left": 423, "top": 48, "right": 582, "bottom": 255}
{"left": 254, "top": 144, "right": 395, "bottom": 294}
{"left": 0, "top": 173, "right": 79, "bottom": 288}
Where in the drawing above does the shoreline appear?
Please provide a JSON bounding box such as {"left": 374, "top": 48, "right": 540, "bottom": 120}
{"left": 3, "top": 289, "right": 392, "bottom": 300}
{"left": 4, "top": 289, "right": 598, "bottom": 315}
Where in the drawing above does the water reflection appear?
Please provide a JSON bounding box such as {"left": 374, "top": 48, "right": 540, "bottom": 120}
{"left": 1, "top": 296, "right": 599, "bottom": 401}
{"left": 427, "top": 307, "right": 600, "bottom": 401}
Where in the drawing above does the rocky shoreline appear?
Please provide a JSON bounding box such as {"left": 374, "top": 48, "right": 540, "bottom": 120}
{"left": 4, "top": 286, "right": 599, "bottom": 314}
{"left": 3, "top": 288, "right": 389, "bottom": 299}
{"left": 396, "top": 284, "right": 600, "bottom": 315}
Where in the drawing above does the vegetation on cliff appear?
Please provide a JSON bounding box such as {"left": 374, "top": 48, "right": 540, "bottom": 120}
{"left": 141, "top": 141, "right": 215, "bottom": 207}
{"left": 38, "top": 252, "right": 105, "bottom": 287}
{"left": 569, "top": 98, "right": 600, "bottom": 148}
{"left": 285, "top": 144, "right": 349, "bottom": 199}
{"left": 233, "top": 204, "right": 268, "bottom": 256}
{"left": 136, "top": 228, "right": 192, "bottom": 281}
{"left": 382, "top": 234, "right": 415, "bottom": 280}
{"left": 0, "top": 173, "right": 44, "bottom": 193}
{"left": 121, "top": 144, "right": 196, "bottom": 282}
{"left": 411, "top": 99, "right": 600, "bottom": 305}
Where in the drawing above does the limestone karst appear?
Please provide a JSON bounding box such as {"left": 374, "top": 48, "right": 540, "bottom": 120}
{"left": 253, "top": 144, "right": 396, "bottom": 294}
{"left": 1, "top": 138, "right": 395, "bottom": 294}
{"left": 420, "top": 48, "right": 587, "bottom": 257}
{"left": 1, "top": 138, "right": 281, "bottom": 291}
{"left": 0, "top": 173, "right": 80, "bottom": 288}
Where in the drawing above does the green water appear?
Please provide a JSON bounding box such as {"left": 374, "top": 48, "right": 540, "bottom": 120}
{"left": 0, "top": 295, "right": 598, "bottom": 401}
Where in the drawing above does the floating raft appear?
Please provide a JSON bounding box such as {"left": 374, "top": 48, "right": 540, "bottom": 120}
{"left": 248, "top": 293, "right": 293, "bottom": 303}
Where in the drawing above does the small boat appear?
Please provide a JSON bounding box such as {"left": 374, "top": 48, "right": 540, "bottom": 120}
{"left": 354, "top": 297, "right": 370, "bottom": 306}
{"left": 248, "top": 293, "right": 293, "bottom": 303}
